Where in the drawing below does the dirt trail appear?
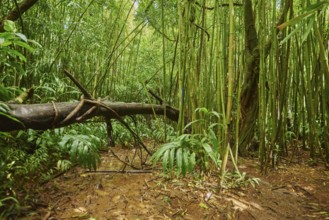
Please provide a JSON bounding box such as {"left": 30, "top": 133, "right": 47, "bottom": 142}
{"left": 28, "top": 149, "right": 329, "bottom": 220}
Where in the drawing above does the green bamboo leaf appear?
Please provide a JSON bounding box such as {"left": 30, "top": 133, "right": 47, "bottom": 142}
{"left": 301, "top": 1, "right": 329, "bottom": 12}
{"left": 176, "top": 147, "right": 182, "bottom": 175}
{"left": 0, "top": 102, "right": 10, "bottom": 112}
{"left": 301, "top": 17, "right": 315, "bottom": 43}
{"left": 28, "top": 39, "right": 42, "bottom": 48}
{"left": 195, "top": 107, "right": 208, "bottom": 114}
{"left": 278, "top": 11, "right": 315, "bottom": 30}
{"left": 278, "top": 1, "right": 328, "bottom": 30}
{"left": 202, "top": 143, "right": 218, "bottom": 165}
{"left": 279, "top": 18, "right": 311, "bottom": 46}
{"left": 182, "top": 148, "right": 189, "bottom": 176}
{"left": 177, "top": 134, "right": 189, "bottom": 141}
{"left": 15, "top": 33, "right": 28, "bottom": 42}
{"left": 84, "top": 145, "right": 89, "bottom": 154}
{"left": 208, "top": 129, "right": 219, "bottom": 152}
{"left": 210, "top": 111, "right": 220, "bottom": 118}
{"left": 14, "top": 40, "right": 35, "bottom": 52}
{"left": 162, "top": 149, "right": 169, "bottom": 171}
{"left": 0, "top": 32, "right": 15, "bottom": 40}
{"left": 1, "top": 41, "right": 12, "bottom": 47}
{"left": 59, "top": 135, "right": 70, "bottom": 148}
{"left": 169, "top": 148, "right": 175, "bottom": 171}
{"left": 72, "top": 139, "right": 79, "bottom": 149}
{"left": 188, "top": 152, "right": 196, "bottom": 173}
{"left": 183, "top": 120, "right": 201, "bottom": 132}
{"left": 6, "top": 48, "right": 27, "bottom": 61}
{"left": 151, "top": 141, "right": 178, "bottom": 164}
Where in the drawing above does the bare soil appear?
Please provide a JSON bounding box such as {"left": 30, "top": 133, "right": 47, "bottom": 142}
{"left": 24, "top": 147, "right": 329, "bottom": 220}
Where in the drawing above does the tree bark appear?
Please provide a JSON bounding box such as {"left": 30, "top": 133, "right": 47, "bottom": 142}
{"left": 238, "top": 0, "right": 291, "bottom": 155}
{"left": 238, "top": 0, "right": 260, "bottom": 155}
{"left": 0, "top": 101, "right": 179, "bottom": 132}
{"left": 0, "top": 0, "right": 39, "bottom": 32}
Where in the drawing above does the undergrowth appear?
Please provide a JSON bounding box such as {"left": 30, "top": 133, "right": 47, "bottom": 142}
{"left": 0, "top": 123, "right": 107, "bottom": 218}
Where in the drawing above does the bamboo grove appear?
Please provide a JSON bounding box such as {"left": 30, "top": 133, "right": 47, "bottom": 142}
{"left": 1, "top": 0, "right": 329, "bottom": 174}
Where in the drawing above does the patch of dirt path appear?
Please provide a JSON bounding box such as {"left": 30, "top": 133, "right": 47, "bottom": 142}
{"left": 28, "top": 149, "right": 329, "bottom": 220}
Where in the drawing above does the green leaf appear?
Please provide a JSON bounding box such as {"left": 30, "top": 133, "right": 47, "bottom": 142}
{"left": 210, "top": 111, "right": 220, "bottom": 118}
{"left": 301, "top": 17, "right": 315, "bottom": 43}
{"left": 15, "top": 33, "right": 27, "bottom": 42}
{"left": 169, "top": 148, "right": 175, "bottom": 171}
{"left": 277, "top": 1, "right": 328, "bottom": 30}
{"left": 176, "top": 147, "right": 182, "bottom": 175}
{"left": 208, "top": 129, "right": 220, "bottom": 154}
{"left": 188, "top": 152, "right": 196, "bottom": 173}
{"left": 202, "top": 143, "right": 218, "bottom": 165}
{"left": 14, "top": 40, "right": 35, "bottom": 52}
{"left": 162, "top": 149, "right": 169, "bottom": 171}
{"left": 4, "top": 20, "right": 16, "bottom": 32}
{"left": 150, "top": 141, "right": 178, "bottom": 164}
{"left": 279, "top": 21, "right": 306, "bottom": 46}
{"left": 6, "top": 48, "right": 27, "bottom": 62}
{"left": 0, "top": 102, "right": 10, "bottom": 112}
{"left": 182, "top": 148, "right": 189, "bottom": 176}
{"left": 0, "top": 40, "right": 12, "bottom": 47}
{"left": 28, "top": 39, "right": 42, "bottom": 48}
{"left": 195, "top": 107, "right": 208, "bottom": 114}
{"left": 183, "top": 119, "right": 201, "bottom": 132}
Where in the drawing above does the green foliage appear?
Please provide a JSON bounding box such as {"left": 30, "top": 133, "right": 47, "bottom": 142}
{"left": 278, "top": 1, "right": 329, "bottom": 45}
{"left": 0, "top": 123, "right": 106, "bottom": 217}
{"left": 0, "top": 20, "right": 36, "bottom": 70}
{"left": 111, "top": 117, "right": 175, "bottom": 147}
{"left": 59, "top": 132, "right": 102, "bottom": 170}
{"left": 0, "top": 196, "right": 19, "bottom": 219}
{"left": 56, "top": 159, "right": 72, "bottom": 172}
{"left": 151, "top": 119, "right": 221, "bottom": 177}
{"left": 0, "top": 85, "right": 12, "bottom": 101}
{"left": 148, "top": 118, "right": 175, "bottom": 142}
{"left": 0, "top": 129, "right": 62, "bottom": 217}
{"left": 111, "top": 120, "right": 134, "bottom": 147}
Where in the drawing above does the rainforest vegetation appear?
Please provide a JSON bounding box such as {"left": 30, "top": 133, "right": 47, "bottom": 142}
{"left": 0, "top": 0, "right": 328, "bottom": 219}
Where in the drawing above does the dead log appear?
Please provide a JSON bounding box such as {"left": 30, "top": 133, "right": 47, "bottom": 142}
{"left": 0, "top": 101, "right": 179, "bottom": 132}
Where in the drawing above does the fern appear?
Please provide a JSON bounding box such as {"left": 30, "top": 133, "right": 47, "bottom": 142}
{"left": 151, "top": 132, "right": 219, "bottom": 177}
{"left": 59, "top": 134, "right": 101, "bottom": 170}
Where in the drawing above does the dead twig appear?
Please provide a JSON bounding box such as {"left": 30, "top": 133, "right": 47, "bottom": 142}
{"left": 64, "top": 69, "right": 93, "bottom": 99}
{"left": 76, "top": 97, "right": 101, "bottom": 121}
{"left": 148, "top": 89, "right": 163, "bottom": 105}
{"left": 85, "top": 99, "right": 152, "bottom": 155}
{"left": 108, "top": 147, "right": 140, "bottom": 170}
{"left": 59, "top": 96, "right": 85, "bottom": 125}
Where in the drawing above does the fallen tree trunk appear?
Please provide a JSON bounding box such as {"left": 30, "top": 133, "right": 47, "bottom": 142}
{"left": 0, "top": 101, "right": 179, "bottom": 132}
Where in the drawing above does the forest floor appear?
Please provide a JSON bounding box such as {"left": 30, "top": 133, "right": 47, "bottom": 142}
{"left": 25, "top": 144, "right": 329, "bottom": 220}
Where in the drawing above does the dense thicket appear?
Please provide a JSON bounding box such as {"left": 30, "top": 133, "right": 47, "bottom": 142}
{"left": 0, "top": 0, "right": 328, "bottom": 217}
